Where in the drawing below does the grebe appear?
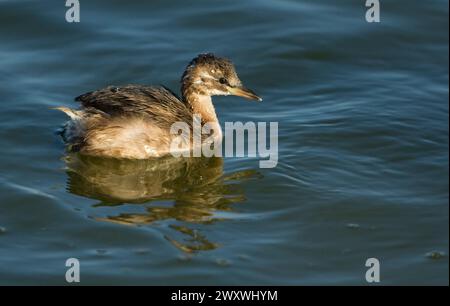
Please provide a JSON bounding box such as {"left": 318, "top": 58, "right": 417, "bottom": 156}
{"left": 55, "top": 53, "right": 261, "bottom": 158}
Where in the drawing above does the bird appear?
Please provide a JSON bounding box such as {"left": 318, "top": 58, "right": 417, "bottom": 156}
{"left": 55, "top": 53, "right": 262, "bottom": 159}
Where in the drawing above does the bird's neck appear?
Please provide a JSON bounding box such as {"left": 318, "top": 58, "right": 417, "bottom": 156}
{"left": 182, "top": 86, "right": 222, "bottom": 141}
{"left": 180, "top": 70, "right": 223, "bottom": 142}
{"left": 186, "top": 93, "right": 218, "bottom": 123}
{"left": 181, "top": 76, "right": 218, "bottom": 124}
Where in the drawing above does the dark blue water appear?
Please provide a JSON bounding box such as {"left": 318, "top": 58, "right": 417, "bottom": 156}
{"left": 0, "top": 0, "right": 448, "bottom": 285}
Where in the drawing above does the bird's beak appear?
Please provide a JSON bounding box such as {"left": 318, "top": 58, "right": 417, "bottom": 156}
{"left": 228, "top": 86, "right": 262, "bottom": 102}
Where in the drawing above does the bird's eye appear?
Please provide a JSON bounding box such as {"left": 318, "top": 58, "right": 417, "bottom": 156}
{"left": 219, "top": 77, "right": 227, "bottom": 84}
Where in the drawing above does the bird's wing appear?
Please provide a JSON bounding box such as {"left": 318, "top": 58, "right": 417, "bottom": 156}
{"left": 75, "top": 85, "right": 188, "bottom": 119}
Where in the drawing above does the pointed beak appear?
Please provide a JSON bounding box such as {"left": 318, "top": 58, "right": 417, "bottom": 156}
{"left": 228, "top": 86, "right": 262, "bottom": 102}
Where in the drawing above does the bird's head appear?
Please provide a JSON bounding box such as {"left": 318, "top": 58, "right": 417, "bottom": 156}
{"left": 181, "top": 53, "right": 262, "bottom": 102}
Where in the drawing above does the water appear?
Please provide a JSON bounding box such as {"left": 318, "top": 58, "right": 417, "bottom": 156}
{"left": 0, "top": 0, "right": 448, "bottom": 285}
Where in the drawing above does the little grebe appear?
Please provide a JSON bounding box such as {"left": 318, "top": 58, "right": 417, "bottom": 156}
{"left": 56, "top": 53, "right": 261, "bottom": 158}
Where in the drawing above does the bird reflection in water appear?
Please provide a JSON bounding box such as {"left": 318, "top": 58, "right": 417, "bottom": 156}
{"left": 64, "top": 154, "right": 260, "bottom": 253}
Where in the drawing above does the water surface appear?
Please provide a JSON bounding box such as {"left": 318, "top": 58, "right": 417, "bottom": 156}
{"left": 0, "top": 0, "right": 448, "bottom": 285}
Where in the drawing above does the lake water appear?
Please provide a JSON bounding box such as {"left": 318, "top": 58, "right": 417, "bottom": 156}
{"left": 0, "top": 0, "right": 448, "bottom": 285}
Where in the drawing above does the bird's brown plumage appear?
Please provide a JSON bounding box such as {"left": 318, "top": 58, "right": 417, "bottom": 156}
{"left": 56, "top": 53, "right": 261, "bottom": 159}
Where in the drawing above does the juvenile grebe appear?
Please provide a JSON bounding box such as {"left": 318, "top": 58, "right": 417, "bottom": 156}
{"left": 56, "top": 53, "right": 261, "bottom": 158}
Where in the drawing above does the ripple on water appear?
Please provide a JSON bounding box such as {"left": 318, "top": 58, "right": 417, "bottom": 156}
{"left": 0, "top": 0, "right": 447, "bottom": 285}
